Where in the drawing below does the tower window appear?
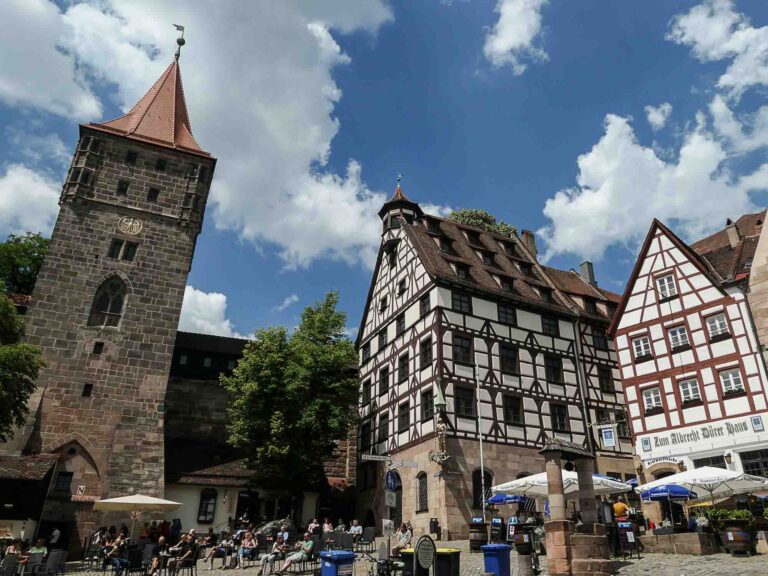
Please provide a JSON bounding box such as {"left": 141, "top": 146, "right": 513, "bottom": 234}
{"left": 117, "top": 180, "right": 130, "bottom": 195}
{"left": 203, "top": 357, "right": 212, "bottom": 368}
{"left": 390, "top": 215, "right": 401, "bottom": 229}
{"left": 179, "top": 354, "right": 188, "bottom": 366}
{"left": 92, "top": 342, "right": 105, "bottom": 355}
{"left": 147, "top": 188, "right": 160, "bottom": 203}
{"left": 79, "top": 136, "right": 102, "bottom": 154}
{"left": 156, "top": 158, "right": 167, "bottom": 171}
{"left": 82, "top": 383, "right": 93, "bottom": 397}
{"left": 125, "top": 151, "right": 138, "bottom": 165}
{"left": 88, "top": 277, "right": 126, "bottom": 327}
{"left": 107, "top": 239, "right": 138, "bottom": 262}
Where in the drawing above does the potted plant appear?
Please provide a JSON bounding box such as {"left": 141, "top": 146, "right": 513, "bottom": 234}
{"left": 711, "top": 509, "right": 756, "bottom": 555}
{"left": 695, "top": 515, "right": 710, "bottom": 533}
{"left": 653, "top": 519, "right": 674, "bottom": 536}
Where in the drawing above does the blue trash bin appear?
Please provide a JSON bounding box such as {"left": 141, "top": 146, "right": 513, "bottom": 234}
{"left": 481, "top": 543, "right": 511, "bottom": 576}
{"left": 320, "top": 550, "right": 356, "bottom": 576}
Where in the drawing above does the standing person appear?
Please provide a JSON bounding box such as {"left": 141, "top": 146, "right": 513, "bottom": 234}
{"left": 276, "top": 533, "right": 313, "bottom": 574}
{"left": 49, "top": 526, "right": 61, "bottom": 549}
{"left": 613, "top": 496, "right": 629, "bottom": 520}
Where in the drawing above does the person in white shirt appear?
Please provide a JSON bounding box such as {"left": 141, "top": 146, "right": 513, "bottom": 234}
{"left": 49, "top": 527, "right": 61, "bottom": 548}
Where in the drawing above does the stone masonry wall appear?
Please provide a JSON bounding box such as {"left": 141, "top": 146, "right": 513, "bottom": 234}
{"left": 749, "top": 222, "right": 768, "bottom": 362}
{"left": 5, "top": 129, "right": 215, "bottom": 500}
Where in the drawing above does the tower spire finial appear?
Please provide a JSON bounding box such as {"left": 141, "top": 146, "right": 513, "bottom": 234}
{"left": 396, "top": 173, "right": 402, "bottom": 191}
{"left": 174, "top": 24, "right": 186, "bottom": 62}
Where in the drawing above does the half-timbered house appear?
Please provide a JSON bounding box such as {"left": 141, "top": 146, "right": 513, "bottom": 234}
{"left": 356, "top": 186, "right": 634, "bottom": 538}
{"left": 610, "top": 213, "right": 768, "bottom": 488}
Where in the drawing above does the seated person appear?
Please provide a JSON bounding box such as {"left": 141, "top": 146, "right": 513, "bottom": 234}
{"left": 277, "top": 533, "right": 313, "bottom": 574}
{"left": 348, "top": 520, "right": 363, "bottom": 541}
{"left": 322, "top": 519, "right": 334, "bottom": 534}
{"left": 334, "top": 519, "right": 346, "bottom": 533}
{"left": 205, "top": 533, "right": 234, "bottom": 569}
{"left": 28, "top": 538, "right": 48, "bottom": 557}
{"left": 149, "top": 536, "right": 169, "bottom": 576}
{"left": 390, "top": 524, "right": 411, "bottom": 557}
{"left": 307, "top": 519, "right": 320, "bottom": 535}
{"left": 258, "top": 535, "right": 286, "bottom": 576}
{"left": 167, "top": 534, "right": 194, "bottom": 576}
{"left": 278, "top": 525, "right": 289, "bottom": 544}
{"left": 235, "top": 531, "right": 257, "bottom": 567}
{"left": 104, "top": 534, "right": 130, "bottom": 576}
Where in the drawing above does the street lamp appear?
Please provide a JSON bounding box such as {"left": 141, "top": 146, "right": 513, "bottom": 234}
{"left": 724, "top": 452, "right": 733, "bottom": 465}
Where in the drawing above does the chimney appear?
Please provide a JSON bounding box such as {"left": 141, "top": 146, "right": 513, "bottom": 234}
{"left": 580, "top": 261, "right": 597, "bottom": 286}
{"left": 521, "top": 229, "right": 537, "bottom": 258}
{"left": 726, "top": 219, "right": 740, "bottom": 248}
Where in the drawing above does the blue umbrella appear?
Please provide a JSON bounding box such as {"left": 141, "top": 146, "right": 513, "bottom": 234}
{"left": 486, "top": 493, "right": 526, "bottom": 505}
{"left": 640, "top": 484, "right": 698, "bottom": 502}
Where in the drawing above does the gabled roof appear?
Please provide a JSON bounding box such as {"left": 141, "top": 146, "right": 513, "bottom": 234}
{"left": 172, "top": 458, "right": 251, "bottom": 488}
{"left": 88, "top": 61, "right": 210, "bottom": 157}
{"left": 690, "top": 211, "right": 765, "bottom": 282}
{"left": 378, "top": 184, "right": 424, "bottom": 218}
{"left": 607, "top": 218, "right": 731, "bottom": 335}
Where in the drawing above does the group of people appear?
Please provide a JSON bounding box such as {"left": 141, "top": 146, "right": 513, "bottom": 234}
{"left": 306, "top": 518, "right": 363, "bottom": 538}
{"left": 95, "top": 527, "right": 199, "bottom": 576}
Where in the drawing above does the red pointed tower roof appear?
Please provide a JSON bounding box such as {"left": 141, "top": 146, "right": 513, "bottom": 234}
{"left": 88, "top": 61, "right": 210, "bottom": 157}
{"left": 378, "top": 177, "right": 424, "bottom": 218}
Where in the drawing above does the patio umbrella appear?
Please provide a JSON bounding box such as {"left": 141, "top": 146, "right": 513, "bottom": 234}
{"left": 636, "top": 466, "right": 768, "bottom": 504}
{"left": 492, "top": 471, "right": 632, "bottom": 498}
{"left": 485, "top": 493, "right": 526, "bottom": 506}
{"left": 640, "top": 485, "right": 698, "bottom": 502}
{"left": 94, "top": 494, "right": 182, "bottom": 538}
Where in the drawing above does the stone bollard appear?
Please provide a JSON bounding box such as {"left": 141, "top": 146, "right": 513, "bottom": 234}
{"left": 516, "top": 554, "right": 534, "bottom": 576}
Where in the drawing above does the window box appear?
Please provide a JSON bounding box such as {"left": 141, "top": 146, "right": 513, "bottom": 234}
{"left": 709, "top": 332, "right": 732, "bottom": 343}
{"left": 723, "top": 388, "right": 747, "bottom": 399}
{"left": 644, "top": 406, "right": 665, "bottom": 417}
{"left": 681, "top": 398, "right": 703, "bottom": 408}
{"left": 634, "top": 354, "right": 654, "bottom": 364}
{"left": 670, "top": 344, "right": 691, "bottom": 353}
{"left": 658, "top": 294, "right": 679, "bottom": 304}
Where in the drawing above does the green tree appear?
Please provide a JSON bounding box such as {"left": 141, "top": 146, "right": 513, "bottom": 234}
{"left": 0, "top": 233, "right": 49, "bottom": 295}
{"left": 0, "top": 294, "right": 43, "bottom": 443}
{"left": 447, "top": 208, "right": 516, "bottom": 237}
{"left": 222, "top": 291, "right": 358, "bottom": 492}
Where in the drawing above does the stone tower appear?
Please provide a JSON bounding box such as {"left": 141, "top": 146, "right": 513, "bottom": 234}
{"left": 3, "top": 59, "right": 215, "bottom": 506}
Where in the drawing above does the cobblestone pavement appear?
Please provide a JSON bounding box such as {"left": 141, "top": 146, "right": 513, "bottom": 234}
{"left": 71, "top": 545, "right": 767, "bottom": 576}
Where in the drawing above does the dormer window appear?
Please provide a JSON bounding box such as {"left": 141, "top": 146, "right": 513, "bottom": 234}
{"left": 427, "top": 219, "right": 441, "bottom": 234}
{"left": 499, "top": 276, "right": 514, "bottom": 293}
{"left": 519, "top": 262, "right": 533, "bottom": 276}
{"left": 656, "top": 274, "right": 677, "bottom": 300}
{"left": 503, "top": 242, "right": 516, "bottom": 257}
{"left": 456, "top": 264, "right": 470, "bottom": 280}
{"left": 465, "top": 230, "right": 481, "bottom": 245}
{"left": 439, "top": 238, "right": 453, "bottom": 254}
{"left": 584, "top": 298, "right": 597, "bottom": 314}
{"left": 479, "top": 251, "right": 494, "bottom": 266}
{"left": 540, "top": 288, "right": 553, "bottom": 302}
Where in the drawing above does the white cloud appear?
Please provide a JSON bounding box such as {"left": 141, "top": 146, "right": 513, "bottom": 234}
{"left": 0, "top": 164, "right": 60, "bottom": 238}
{"left": 668, "top": 0, "right": 768, "bottom": 98}
{"left": 4, "top": 129, "right": 71, "bottom": 169}
{"left": 538, "top": 114, "right": 764, "bottom": 262}
{"left": 0, "top": 1, "right": 399, "bottom": 270}
{"left": 0, "top": 0, "right": 101, "bottom": 120}
{"left": 179, "top": 285, "right": 247, "bottom": 339}
{"left": 709, "top": 94, "right": 768, "bottom": 153}
{"left": 483, "top": 0, "right": 548, "bottom": 74}
{"left": 644, "top": 103, "right": 673, "bottom": 131}
{"left": 274, "top": 294, "right": 299, "bottom": 312}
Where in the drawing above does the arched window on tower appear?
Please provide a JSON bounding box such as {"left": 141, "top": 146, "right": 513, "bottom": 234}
{"left": 88, "top": 277, "right": 126, "bottom": 327}
{"left": 472, "top": 468, "right": 493, "bottom": 510}
{"left": 197, "top": 488, "right": 217, "bottom": 524}
{"left": 416, "top": 472, "right": 428, "bottom": 512}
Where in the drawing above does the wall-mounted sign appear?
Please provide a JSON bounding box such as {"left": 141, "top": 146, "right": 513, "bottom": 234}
{"left": 600, "top": 427, "right": 616, "bottom": 448}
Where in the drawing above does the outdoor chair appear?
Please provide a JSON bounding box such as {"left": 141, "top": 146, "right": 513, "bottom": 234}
{"left": 1, "top": 553, "right": 18, "bottom": 576}
{"left": 355, "top": 528, "right": 375, "bottom": 553}
{"left": 23, "top": 552, "right": 45, "bottom": 576}
{"left": 35, "top": 550, "right": 68, "bottom": 576}
{"left": 339, "top": 534, "right": 354, "bottom": 552}
{"left": 125, "top": 548, "right": 144, "bottom": 575}
{"left": 178, "top": 546, "right": 205, "bottom": 576}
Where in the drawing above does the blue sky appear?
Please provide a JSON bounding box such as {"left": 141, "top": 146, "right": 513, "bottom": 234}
{"left": 2, "top": 0, "right": 768, "bottom": 339}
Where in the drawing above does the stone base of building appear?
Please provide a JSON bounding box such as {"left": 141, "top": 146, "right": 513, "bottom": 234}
{"left": 639, "top": 532, "right": 718, "bottom": 555}
{"left": 545, "top": 520, "right": 614, "bottom": 576}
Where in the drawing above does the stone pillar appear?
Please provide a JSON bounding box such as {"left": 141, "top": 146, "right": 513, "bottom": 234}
{"left": 575, "top": 458, "right": 597, "bottom": 527}
{"left": 545, "top": 452, "right": 566, "bottom": 520}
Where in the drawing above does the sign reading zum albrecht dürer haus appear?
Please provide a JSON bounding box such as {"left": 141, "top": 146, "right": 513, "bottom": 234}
{"left": 637, "top": 413, "right": 767, "bottom": 464}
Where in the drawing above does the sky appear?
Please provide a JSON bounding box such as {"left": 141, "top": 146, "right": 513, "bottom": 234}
{"left": 2, "top": 0, "right": 768, "bottom": 339}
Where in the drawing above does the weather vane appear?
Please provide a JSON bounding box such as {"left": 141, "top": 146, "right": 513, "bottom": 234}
{"left": 174, "top": 24, "right": 185, "bottom": 62}
{"left": 396, "top": 173, "right": 402, "bottom": 190}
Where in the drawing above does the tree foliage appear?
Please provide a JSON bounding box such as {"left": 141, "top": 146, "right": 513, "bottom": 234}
{"left": 447, "top": 209, "right": 515, "bottom": 237}
{"left": 222, "top": 291, "right": 358, "bottom": 493}
{"left": 0, "top": 233, "right": 49, "bottom": 295}
{"left": 0, "top": 294, "right": 43, "bottom": 443}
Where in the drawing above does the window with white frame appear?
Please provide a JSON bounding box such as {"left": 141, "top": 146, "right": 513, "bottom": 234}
{"left": 642, "top": 387, "right": 662, "bottom": 410}
{"left": 706, "top": 313, "right": 729, "bottom": 338}
{"left": 679, "top": 378, "right": 701, "bottom": 403}
{"left": 632, "top": 336, "right": 652, "bottom": 359}
{"left": 668, "top": 326, "right": 689, "bottom": 349}
{"left": 656, "top": 274, "right": 677, "bottom": 299}
{"left": 720, "top": 369, "right": 745, "bottom": 394}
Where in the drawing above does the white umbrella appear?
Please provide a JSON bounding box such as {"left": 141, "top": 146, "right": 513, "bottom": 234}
{"left": 94, "top": 494, "right": 182, "bottom": 538}
{"left": 635, "top": 466, "right": 768, "bottom": 503}
{"left": 491, "top": 471, "right": 631, "bottom": 498}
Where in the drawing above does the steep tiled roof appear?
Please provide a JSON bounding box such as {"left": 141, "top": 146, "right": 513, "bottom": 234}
{"left": 0, "top": 454, "right": 57, "bottom": 481}
{"left": 690, "top": 211, "right": 765, "bottom": 282}
{"left": 89, "top": 61, "right": 210, "bottom": 157}
{"left": 406, "top": 216, "right": 576, "bottom": 316}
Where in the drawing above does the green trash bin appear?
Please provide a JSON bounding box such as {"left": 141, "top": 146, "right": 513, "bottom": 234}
{"left": 434, "top": 548, "right": 460, "bottom": 576}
